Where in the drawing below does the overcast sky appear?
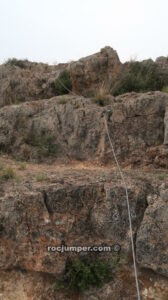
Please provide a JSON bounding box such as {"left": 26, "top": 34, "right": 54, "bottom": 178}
{"left": 0, "top": 0, "right": 167, "bottom": 64}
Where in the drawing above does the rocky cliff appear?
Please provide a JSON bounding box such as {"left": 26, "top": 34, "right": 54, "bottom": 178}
{"left": 0, "top": 48, "right": 168, "bottom": 300}
{"left": 0, "top": 47, "right": 122, "bottom": 107}
{"left": 0, "top": 91, "right": 168, "bottom": 167}
{"left": 0, "top": 46, "right": 167, "bottom": 108}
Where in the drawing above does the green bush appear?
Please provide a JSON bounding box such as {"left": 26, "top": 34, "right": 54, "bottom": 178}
{"left": 54, "top": 70, "right": 72, "bottom": 95}
{"left": 112, "top": 61, "right": 168, "bottom": 96}
{"left": 55, "top": 257, "right": 113, "bottom": 293}
{"left": 5, "top": 58, "right": 28, "bottom": 69}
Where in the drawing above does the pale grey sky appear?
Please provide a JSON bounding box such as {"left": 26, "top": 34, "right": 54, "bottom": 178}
{"left": 0, "top": 0, "right": 167, "bottom": 64}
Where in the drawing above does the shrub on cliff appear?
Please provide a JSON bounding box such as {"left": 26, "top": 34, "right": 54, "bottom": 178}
{"left": 55, "top": 257, "right": 113, "bottom": 293}
{"left": 55, "top": 253, "right": 127, "bottom": 294}
{"left": 112, "top": 61, "right": 168, "bottom": 95}
{"left": 5, "top": 58, "right": 29, "bottom": 69}
{"left": 54, "top": 70, "right": 72, "bottom": 95}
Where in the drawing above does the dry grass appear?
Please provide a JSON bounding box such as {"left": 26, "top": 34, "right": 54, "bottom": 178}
{"left": 35, "top": 173, "right": 48, "bottom": 182}
{"left": 0, "top": 164, "right": 17, "bottom": 183}
{"left": 17, "top": 161, "right": 27, "bottom": 170}
{"left": 93, "top": 84, "right": 111, "bottom": 106}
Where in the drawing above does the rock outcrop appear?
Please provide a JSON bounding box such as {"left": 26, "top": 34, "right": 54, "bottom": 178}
{"left": 0, "top": 92, "right": 168, "bottom": 167}
{"left": 69, "top": 46, "right": 122, "bottom": 96}
{"left": 0, "top": 47, "right": 168, "bottom": 108}
{"left": 0, "top": 47, "right": 122, "bottom": 107}
{"left": 0, "top": 48, "right": 168, "bottom": 299}
{"left": 0, "top": 171, "right": 147, "bottom": 275}
{"left": 136, "top": 185, "right": 168, "bottom": 277}
{"left": 0, "top": 159, "right": 167, "bottom": 299}
{"left": 0, "top": 60, "right": 66, "bottom": 107}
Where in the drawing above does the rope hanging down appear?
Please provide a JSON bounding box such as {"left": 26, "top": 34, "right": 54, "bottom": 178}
{"left": 54, "top": 74, "right": 141, "bottom": 299}
{"left": 104, "top": 115, "right": 141, "bottom": 300}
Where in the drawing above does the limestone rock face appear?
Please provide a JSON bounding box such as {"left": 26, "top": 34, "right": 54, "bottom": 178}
{"left": 1, "top": 49, "right": 167, "bottom": 109}
{"left": 0, "top": 47, "right": 122, "bottom": 107}
{"left": 0, "top": 164, "right": 167, "bottom": 299}
{"left": 136, "top": 189, "right": 168, "bottom": 277}
{"left": 0, "top": 92, "right": 167, "bottom": 167}
{"left": 0, "top": 61, "right": 65, "bottom": 107}
{"left": 0, "top": 176, "right": 147, "bottom": 275}
{"left": 69, "top": 46, "right": 122, "bottom": 96}
{"left": 0, "top": 49, "right": 168, "bottom": 299}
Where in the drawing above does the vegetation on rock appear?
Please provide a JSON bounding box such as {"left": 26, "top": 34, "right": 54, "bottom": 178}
{"left": 5, "top": 58, "right": 29, "bottom": 69}
{"left": 93, "top": 85, "right": 111, "bottom": 106}
{"left": 35, "top": 173, "right": 48, "bottom": 182}
{"left": 111, "top": 61, "right": 168, "bottom": 95}
{"left": 55, "top": 255, "right": 123, "bottom": 293}
{"left": 54, "top": 70, "right": 72, "bottom": 95}
{"left": 0, "top": 165, "right": 16, "bottom": 183}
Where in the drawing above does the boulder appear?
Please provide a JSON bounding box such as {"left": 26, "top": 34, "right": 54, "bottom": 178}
{"left": 69, "top": 46, "right": 122, "bottom": 96}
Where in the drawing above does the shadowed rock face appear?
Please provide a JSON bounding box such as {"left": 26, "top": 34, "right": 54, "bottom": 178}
{"left": 0, "top": 92, "right": 168, "bottom": 167}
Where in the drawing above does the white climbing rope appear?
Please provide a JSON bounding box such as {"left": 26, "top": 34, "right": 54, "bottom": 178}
{"left": 54, "top": 74, "right": 141, "bottom": 299}
{"left": 104, "top": 115, "right": 141, "bottom": 300}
